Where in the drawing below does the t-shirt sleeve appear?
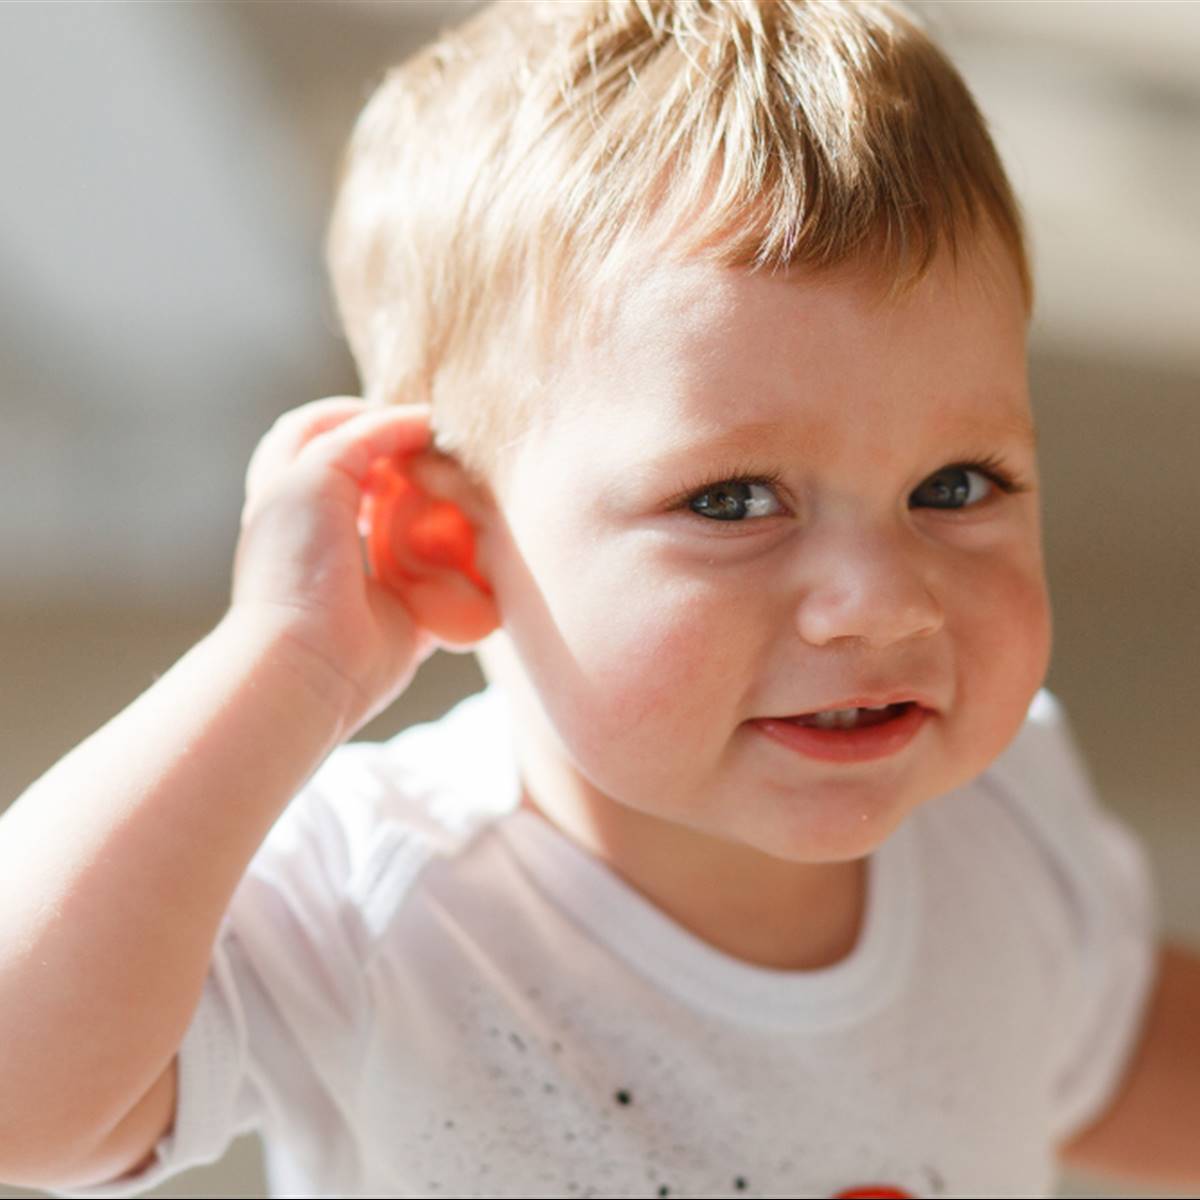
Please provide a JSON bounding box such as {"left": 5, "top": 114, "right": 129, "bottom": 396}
{"left": 43, "top": 940, "right": 263, "bottom": 1199}
{"left": 45, "top": 749, "right": 387, "bottom": 1199}
{"left": 994, "top": 691, "right": 1159, "bottom": 1143}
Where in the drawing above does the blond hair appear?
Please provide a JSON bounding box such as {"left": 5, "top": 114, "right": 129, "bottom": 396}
{"left": 326, "top": 0, "right": 1030, "bottom": 480}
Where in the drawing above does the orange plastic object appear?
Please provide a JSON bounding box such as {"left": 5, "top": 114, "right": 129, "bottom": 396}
{"left": 358, "top": 455, "right": 491, "bottom": 595}
{"left": 832, "top": 1189, "right": 914, "bottom": 1199}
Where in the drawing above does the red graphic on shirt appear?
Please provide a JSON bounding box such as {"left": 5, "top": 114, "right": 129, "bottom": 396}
{"left": 832, "top": 1188, "right": 915, "bottom": 1199}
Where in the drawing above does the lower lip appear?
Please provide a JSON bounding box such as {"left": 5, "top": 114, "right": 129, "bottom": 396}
{"left": 749, "top": 705, "right": 931, "bottom": 764}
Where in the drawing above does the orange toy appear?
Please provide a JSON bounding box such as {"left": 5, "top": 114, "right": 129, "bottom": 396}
{"left": 358, "top": 454, "right": 491, "bottom": 596}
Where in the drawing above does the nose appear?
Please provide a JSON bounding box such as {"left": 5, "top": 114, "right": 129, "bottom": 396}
{"left": 794, "top": 526, "right": 944, "bottom": 649}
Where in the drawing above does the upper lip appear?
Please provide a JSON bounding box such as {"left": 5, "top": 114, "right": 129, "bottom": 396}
{"left": 770, "top": 692, "right": 941, "bottom": 717}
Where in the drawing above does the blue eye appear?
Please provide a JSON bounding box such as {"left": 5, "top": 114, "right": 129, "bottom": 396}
{"left": 910, "top": 465, "right": 996, "bottom": 510}
{"left": 689, "top": 479, "right": 783, "bottom": 521}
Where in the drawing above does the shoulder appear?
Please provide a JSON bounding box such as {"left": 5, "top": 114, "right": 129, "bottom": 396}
{"left": 927, "top": 690, "right": 1104, "bottom": 852}
{"left": 932, "top": 690, "right": 1158, "bottom": 1135}
{"left": 916, "top": 689, "right": 1155, "bottom": 978}
{"left": 239, "top": 685, "right": 522, "bottom": 945}
{"left": 301, "top": 684, "right": 521, "bottom": 855}
{"left": 981, "top": 689, "right": 1100, "bottom": 826}
{"left": 973, "top": 690, "right": 1150, "bottom": 902}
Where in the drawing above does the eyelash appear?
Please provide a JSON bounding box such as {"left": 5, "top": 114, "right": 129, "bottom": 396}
{"left": 664, "top": 463, "right": 787, "bottom": 514}
{"left": 930, "top": 455, "right": 1029, "bottom": 502}
{"left": 668, "top": 456, "right": 1029, "bottom": 517}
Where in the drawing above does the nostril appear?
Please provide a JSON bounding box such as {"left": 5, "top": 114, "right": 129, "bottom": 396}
{"left": 796, "top": 602, "right": 942, "bottom": 649}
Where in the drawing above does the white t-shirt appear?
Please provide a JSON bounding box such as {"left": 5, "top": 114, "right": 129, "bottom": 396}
{"left": 53, "top": 687, "right": 1155, "bottom": 1200}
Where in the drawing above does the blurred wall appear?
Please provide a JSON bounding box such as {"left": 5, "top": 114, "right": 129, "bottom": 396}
{"left": 1, "top": 3, "right": 1196, "bottom": 1199}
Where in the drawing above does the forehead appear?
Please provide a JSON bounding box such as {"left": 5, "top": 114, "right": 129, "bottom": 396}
{"left": 532, "top": 241, "right": 1033, "bottom": 470}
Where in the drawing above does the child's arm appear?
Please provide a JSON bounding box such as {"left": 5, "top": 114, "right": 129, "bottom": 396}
{"left": 1059, "top": 940, "right": 1200, "bottom": 1191}
{"left": 0, "top": 609, "right": 363, "bottom": 1188}
{"left": 0, "top": 398, "right": 496, "bottom": 1188}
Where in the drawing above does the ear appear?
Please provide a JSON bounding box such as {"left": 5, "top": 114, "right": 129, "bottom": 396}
{"left": 359, "top": 451, "right": 501, "bottom": 649}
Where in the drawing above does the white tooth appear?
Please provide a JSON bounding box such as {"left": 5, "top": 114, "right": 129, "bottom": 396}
{"left": 814, "top": 710, "right": 839, "bottom": 729}
{"left": 835, "top": 708, "right": 860, "bottom": 729}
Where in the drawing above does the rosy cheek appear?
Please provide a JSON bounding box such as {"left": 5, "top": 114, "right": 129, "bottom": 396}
{"left": 995, "top": 567, "right": 1052, "bottom": 684}
{"left": 573, "top": 583, "right": 732, "bottom": 729}
{"left": 953, "top": 561, "right": 1051, "bottom": 757}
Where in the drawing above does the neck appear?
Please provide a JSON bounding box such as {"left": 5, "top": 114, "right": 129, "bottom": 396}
{"left": 482, "top": 645, "right": 870, "bottom": 972}
{"left": 516, "top": 780, "right": 868, "bottom": 973}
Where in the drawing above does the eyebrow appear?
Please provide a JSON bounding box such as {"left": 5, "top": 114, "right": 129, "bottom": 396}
{"left": 645, "top": 420, "right": 803, "bottom": 462}
{"left": 642, "top": 409, "right": 1038, "bottom": 466}
{"left": 945, "top": 410, "right": 1039, "bottom": 451}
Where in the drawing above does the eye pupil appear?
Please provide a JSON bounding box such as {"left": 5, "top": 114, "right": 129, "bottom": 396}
{"left": 692, "top": 482, "right": 752, "bottom": 520}
{"left": 914, "top": 467, "right": 972, "bottom": 509}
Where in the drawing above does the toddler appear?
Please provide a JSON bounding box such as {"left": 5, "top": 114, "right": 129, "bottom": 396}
{"left": 3, "top": 2, "right": 1197, "bottom": 1197}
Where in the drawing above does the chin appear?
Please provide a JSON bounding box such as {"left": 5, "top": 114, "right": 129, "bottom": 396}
{"left": 751, "top": 779, "right": 927, "bottom": 864}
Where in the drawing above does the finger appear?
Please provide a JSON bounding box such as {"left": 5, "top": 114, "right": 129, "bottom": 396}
{"left": 294, "top": 403, "right": 436, "bottom": 486}
{"left": 244, "top": 396, "right": 367, "bottom": 501}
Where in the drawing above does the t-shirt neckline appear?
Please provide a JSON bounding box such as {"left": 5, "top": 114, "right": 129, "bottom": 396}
{"left": 499, "top": 803, "right": 918, "bottom": 1033}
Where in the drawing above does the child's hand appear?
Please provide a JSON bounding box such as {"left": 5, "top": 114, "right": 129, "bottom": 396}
{"left": 229, "top": 397, "right": 496, "bottom": 739}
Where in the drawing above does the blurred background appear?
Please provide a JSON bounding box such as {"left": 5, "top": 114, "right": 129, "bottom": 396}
{"left": 0, "top": 2, "right": 1196, "bottom": 1197}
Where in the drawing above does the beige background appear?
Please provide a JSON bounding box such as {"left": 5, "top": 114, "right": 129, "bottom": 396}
{"left": 1, "top": 2, "right": 1197, "bottom": 1198}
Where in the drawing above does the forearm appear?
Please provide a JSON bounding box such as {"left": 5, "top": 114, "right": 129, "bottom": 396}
{"left": 0, "top": 611, "right": 349, "bottom": 1174}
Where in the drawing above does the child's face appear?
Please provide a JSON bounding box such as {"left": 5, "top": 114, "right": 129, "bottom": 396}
{"left": 476, "top": 237, "right": 1049, "bottom": 870}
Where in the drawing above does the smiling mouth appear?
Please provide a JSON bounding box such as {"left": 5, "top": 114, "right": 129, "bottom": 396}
{"left": 753, "top": 700, "right": 930, "bottom": 763}
{"left": 787, "top": 702, "right": 915, "bottom": 731}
